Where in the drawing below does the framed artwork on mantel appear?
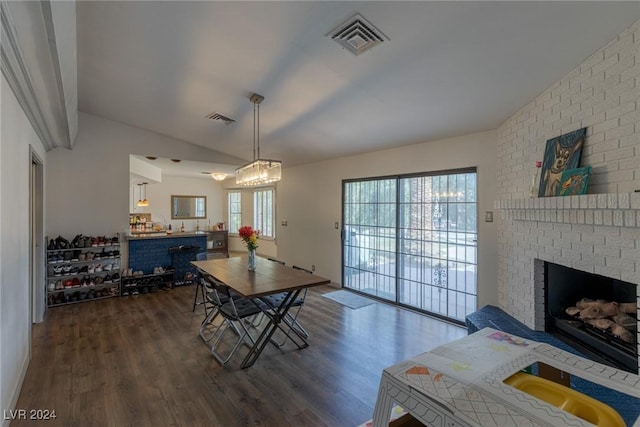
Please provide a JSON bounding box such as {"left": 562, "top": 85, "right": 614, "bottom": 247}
{"left": 558, "top": 166, "right": 592, "bottom": 196}
{"left": 538, "top": 127, "right": 586, "bottom": 197}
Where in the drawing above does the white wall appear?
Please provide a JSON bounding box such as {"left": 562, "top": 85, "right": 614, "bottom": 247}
{"left": 276, "top": 130, "right": 499, "bottom": 307}
{"left": 1, "top": 75, "right": 48, "bottom": 426}
{"left": 131, "top": 175, "right": 226, "bottom": 232}
{"left": 46, "top": 112, "right": 245, "bottom": 237}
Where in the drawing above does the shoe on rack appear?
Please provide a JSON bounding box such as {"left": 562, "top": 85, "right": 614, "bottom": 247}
{"left": 47, "top": 239, "right": 57, "bottom": 250}
{"left": 55, "top": 280, "right": 63, "bottom": 290}
{"left": 48, "top": 282, "right": 56, "bottom": 292}
{"left": 94, "top": 264, "right": 103, "bottom": 273}
{"left": 64, "top": 252, "right": 73, "bottom": 261}
{"left": 132, "top": 289, "right": 139, "bottom": 295}
{"left": 95, "top": 276, "right": 104, "bottom": 285}
{"left": 53, "top": 266, "right": 62, "bottom": 276}
{"left": 71, "top": 250, "right": 81, "bottom": 261}
{"left": 56, "top": 235, "right": 69, "bottom": 249}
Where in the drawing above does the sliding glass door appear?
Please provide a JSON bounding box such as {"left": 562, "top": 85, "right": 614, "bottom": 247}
{"left": 342, "top": 169, "right": 477, "bottom": 322}
{"left": 343, "top": 179, "right": 397, "bottom": 300}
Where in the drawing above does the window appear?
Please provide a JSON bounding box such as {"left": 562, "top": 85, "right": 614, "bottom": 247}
{"left": 228, "top": 192, "right": 241, "bottom": 234}
{"left": 254, "top": 189, "right": 274, "bottom": 238}
{"left": 342, "top": 169, "right": 477, "bottom": 323}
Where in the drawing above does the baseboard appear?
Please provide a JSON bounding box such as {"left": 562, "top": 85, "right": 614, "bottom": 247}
{"left": 2, "top": 351, "right": 29, "bottom": 427}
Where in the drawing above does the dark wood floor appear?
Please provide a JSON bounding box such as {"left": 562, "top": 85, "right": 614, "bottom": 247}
{"left": 15, "top": 285, "right": 465, "bottom": 427}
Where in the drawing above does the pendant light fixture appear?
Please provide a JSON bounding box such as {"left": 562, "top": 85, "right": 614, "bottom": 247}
{"left": 210, "top": 173, "right": 227, "bottom": 181}
{"left": 136, "top": 182, "right": 149, "bottom": 207}
{"left": 235, "top": 93, "right": 282, "bottom": 186}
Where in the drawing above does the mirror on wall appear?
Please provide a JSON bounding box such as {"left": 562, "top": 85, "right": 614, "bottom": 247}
{"left": 171, "top": 195, "right": 207, "bottom": 219}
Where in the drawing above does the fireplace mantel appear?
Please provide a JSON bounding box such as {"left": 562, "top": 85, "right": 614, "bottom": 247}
{"left": 495, "top": 192, "right": 640, "bottom": 228}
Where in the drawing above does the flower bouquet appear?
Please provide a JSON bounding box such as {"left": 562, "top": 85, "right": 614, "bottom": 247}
{"left": 238, "top": 226, "right": 260, "bottom": 270}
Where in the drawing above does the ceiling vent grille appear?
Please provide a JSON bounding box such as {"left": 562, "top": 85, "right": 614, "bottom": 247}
{"left": 206, "top": 112, "right": 236, "bottom": 125}
{"left": 328, "top": 13, "right": 388, "bottom": 56}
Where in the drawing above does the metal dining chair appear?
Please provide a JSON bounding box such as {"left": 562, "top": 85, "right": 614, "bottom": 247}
{"left": 260, "top": 262, "right": 311, "bottom": 347}
{"left": 203, "top": 277, "right": 263, "bottom": 365}
{"left": 192, "top": 252, "right": 210, "bottom": 313}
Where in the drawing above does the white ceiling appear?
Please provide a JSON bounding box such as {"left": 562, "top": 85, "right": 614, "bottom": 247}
{"left": 130, "top": 155, "right": 238, "bottom": 183}
{"left": 77, "top": 1, "right": 640, "bottom": 169}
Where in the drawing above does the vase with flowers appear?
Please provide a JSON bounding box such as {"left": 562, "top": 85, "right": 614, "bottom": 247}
{"left": 238, "top": 225, "right": 260, "bottom": 271}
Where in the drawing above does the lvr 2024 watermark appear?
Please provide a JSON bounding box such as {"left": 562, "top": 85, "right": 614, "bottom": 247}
{"left": 3, "top": 409, "right": 57, "bottom": 420}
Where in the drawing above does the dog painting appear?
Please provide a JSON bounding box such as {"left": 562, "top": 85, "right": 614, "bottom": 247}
{"left": 538, "top": 128, "right": 586, "bottom": 197}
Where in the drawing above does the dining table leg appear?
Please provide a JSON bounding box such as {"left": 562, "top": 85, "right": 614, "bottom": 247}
{"left": 240, "top": 289, "right": 307, "bottom": 368}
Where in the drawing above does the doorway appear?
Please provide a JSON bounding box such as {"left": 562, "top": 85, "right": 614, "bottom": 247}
{"left": 30, "top": 148, "right": 45, "bottom": 323}
{"left": 342, "top": 169, "right": 478, "bottom": 323}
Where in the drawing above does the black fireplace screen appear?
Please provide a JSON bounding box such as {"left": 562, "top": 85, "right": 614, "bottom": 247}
{"left": 544, "top": 262, "right": 638, "bottom": 374}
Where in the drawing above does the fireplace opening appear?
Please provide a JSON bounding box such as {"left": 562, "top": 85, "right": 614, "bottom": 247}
{"left": 544, "top": 262, "right": 638, "bottom": 374}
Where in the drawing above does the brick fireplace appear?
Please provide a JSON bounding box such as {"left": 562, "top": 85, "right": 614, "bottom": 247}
{"left": 495, "top": 19, "right": 639, "bottom": 372}
{"left": 496, "top": 194, "right": 640, "bottom": 371}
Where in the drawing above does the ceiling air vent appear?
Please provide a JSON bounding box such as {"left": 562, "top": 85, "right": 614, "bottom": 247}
{"left": 328, "top": 13, "right": 389, "bottom": 56}
{"left": 206, "top": 112, "right": 236, "bottom": 125}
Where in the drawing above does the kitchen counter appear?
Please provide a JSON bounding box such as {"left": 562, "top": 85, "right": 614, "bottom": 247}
{"left": 127, "top": 233, "right": 208, "bottom": 283}
{"left": 126, "top": 231, "right": 212, "bottom": 240}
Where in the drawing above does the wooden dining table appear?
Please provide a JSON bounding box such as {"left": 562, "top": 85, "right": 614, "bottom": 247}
{"left": 191, "top": 256, "right": 330, "bottom": 368}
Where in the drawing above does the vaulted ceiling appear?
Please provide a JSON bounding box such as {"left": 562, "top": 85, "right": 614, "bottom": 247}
{"left": 77, "top": 1, "right": 640, "bottom": 168}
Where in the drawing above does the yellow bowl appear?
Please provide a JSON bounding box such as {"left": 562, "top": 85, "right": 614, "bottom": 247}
{"left": 504, "top": 372, "right": 625, "bottom": 427}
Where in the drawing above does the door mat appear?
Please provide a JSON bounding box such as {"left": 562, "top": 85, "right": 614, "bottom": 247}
{"left": 322, "top": 290, "right": 375, "bottom": 310}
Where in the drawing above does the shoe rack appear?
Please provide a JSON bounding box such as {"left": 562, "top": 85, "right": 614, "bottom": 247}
{"left": 120, "top": 268, "right": 174, "bottom": 296}
{"left": 46, "top": 235, "right": 121, "bottom": 307}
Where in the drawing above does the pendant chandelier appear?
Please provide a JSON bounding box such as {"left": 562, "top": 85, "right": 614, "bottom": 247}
{"left": 136, "top": 182, "right": 149, "bottom": 207}
{"left": 235, "top": 93, "right": 282, "bottom": 186}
